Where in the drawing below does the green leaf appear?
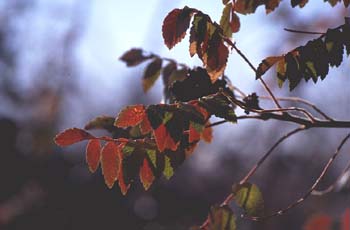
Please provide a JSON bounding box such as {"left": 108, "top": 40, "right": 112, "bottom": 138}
{"left": 163, "top": 155, "right": 174, "bottom": 179}
{"left": 232, "top": 182, "right": 264, "bottom": 216}
{"left": 220, "top": 3, "right": 233, "bottom": 38}
{"left": 208, "top": 205, "right": 236, "bottom": 230}
{"left": 143, "top": 58, "right": 163, "bottom": 92}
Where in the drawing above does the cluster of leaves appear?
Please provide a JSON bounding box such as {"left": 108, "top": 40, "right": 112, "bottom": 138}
{"left": 256, "top": 17, "right": 350, "bottom": 90}
{"left": 55, "top": 89, "right": 238, "bottom": 194}
{"left": 303, "top": 208, "right": 350, "bottom": 230}
{"left": 226, "top": 0, "right": 349, "bottom": 16}
{"left": 162, "top": 6, "right": 231, "bottom": 82}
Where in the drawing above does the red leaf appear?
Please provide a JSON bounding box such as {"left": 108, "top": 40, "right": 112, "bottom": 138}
{"left": 162, "top": 6, "right": 194, "bottom": 49}
{"left": 304, "top": 214, "right": 332, "bottom": 230}
{"left": 119, "top": 48, "right": 152, "bottom": 66}
{"left": 154, "top": 124, "right": 179, "bottom": 152}
{"left": 54, "top": 128, "right": 94, "bottom": 146}
{"left": 115, "top": 105, "right": 146, "bottom": 128}
{"left": 101, "top": 141, "right": 121, "bottom": 189}
{"left": 342, "top": 208, "right": 350, "bottom": 230}
{"left": 230, "top": 11, "right": 240, "bottom": 33}
{"left": 118, "top": 167, "right": 130, "bottom": 195}
{"left": 202, "top": 123, "right": 213, "bottom": 143}
{"left": 140, "top": 158, "right": 155, "bottom": 190}
{"left": 205, "top": 31, "right": 229, "bottom": 82}
{"left": 86, "top": 139, "right": 101, "bottom": 173}
{"left": 140, "top": 116, "right": 152, "bottom": 135}
{"left": 189, "top": 123, "right": 201, "bottom": 143}
{"left": 154, "top": 124, "right": 167, "bottom": 152}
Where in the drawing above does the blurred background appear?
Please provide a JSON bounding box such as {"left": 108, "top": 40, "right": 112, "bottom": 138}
{"left": 0, "top": 0, "right": 349, "bottom": 229}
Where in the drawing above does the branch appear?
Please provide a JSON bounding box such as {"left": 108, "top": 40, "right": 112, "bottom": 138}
{"left": 283, "top": 28, "right": 325, "bottom": 35}
{"left": 312, "top": 158, "right": 350, "bottom": 196}
{"left": 259, "top": 95, "right": 333, "bottom": 121}
{"left": 242, "top": 133, "right": 350, "bottom": 221}
{"left": 223, "top": 38, "right": 282, "bottom": 109}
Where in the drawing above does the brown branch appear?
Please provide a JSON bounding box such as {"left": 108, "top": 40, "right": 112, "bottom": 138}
{"left": 199, "top": 126, "right": 305, "bottom": 229}
{"left": 239, "top": 126, "right": 306, "bottom": 184}
{"left": 259, "top": 95, "right": 333, "bottom": 121}
{"left": 243, "top": 133, "right": 350, "bottom": 221}
{"left": 284, "top": 28, "right": 325, "bottom": 35}
{"left": 312, "top": 158, "right": 350, "bottom": 196}
{"left": 223, "top": 38, "right": 282, "bottom": 109}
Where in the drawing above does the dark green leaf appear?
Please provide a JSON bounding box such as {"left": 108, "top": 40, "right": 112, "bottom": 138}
{"left": 143, "top": 58, "right": 163, "bottom": 92}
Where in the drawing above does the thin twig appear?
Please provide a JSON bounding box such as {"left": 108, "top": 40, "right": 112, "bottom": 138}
{"left": 284, "top": 28, "right": 325, "bottom": 35}
{"left": 239, "top": 126, "right": 306, "bottom": 184}
{"left": 312, "top": 158, "right": 350, "bottom": 196}
{"left": 243, "top": 133, "right": 350, "bottom": 221}
{"left": 199, "top": 126, "right": 305, "bottom": 229}
{"left": 259, "top": 95, "right": 333, "bottom": 121}
{"left": 223, "top": 38, "right": 282, "bottom": 109}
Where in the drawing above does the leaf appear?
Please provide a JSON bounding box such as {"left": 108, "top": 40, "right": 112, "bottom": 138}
{"left": 120, "top": 48, "right": 153, "bottom": 66}
{"left": 85, "top": 116, "right": 115, "bottom": 131}
{"left": 170, "top": 67, "right": 233, "bottom": 102}
{"left": 162, "top": 6, "right": 195, "bottom": 49}
{"left": 230, "top": 11, "right": 240, "bottom": 33}
{"left": 208, "top": 205, "right": 236, "bottom": 230}
{"left": 220, "top": 3, "right": 233, "bottom": 38}
{"left": 189, "top": 13, "right": 210, "bottom": 57}
{"left": 325, "top": 28, "right": 344, "bottom": 67}
{"left": 343, "top": 18, "right": 350, "bottom": 55}
{"left": 202, "top": 123, "right": 213, "bottom": 143}
{"left": 222, "top": 0, "right": 230, "bottom": 4}
{"left": 101, "top": 141, "right": 122, "bottom": 189}
{"left": 199, "top": 93, "right": 237, "bottom": 122}
{"left": 162, "top": 61, "right": 177, "bottom": 87}
{"left": 265, "top": 0, "right": 281, "bottom": 13}
{"left": 140, "top": 158, "right": 155, "bottom": 190}
{"left": 86, "top": 139, "right": 101, "bottom": 173}
{"left": 189, "top": 122, "right": 203, "bottom": 143}
{"left": 291, "top": 0, "right": 309, "bottom": 8}
{"left": 256, "top": 56, "right": 283, "bottom": 79}
{"left": 154, "top": 124, "right": 179, "bottom": 152}
{"left": 139, "top": 116, "right": 152, "bottom": 135}
{"left": 204, "top": 27, "right": 229, "bottom": 82}
{"left": 143, "top": 58, "right": 163, "bottom": 92}
{"left": 234, "top": 0, "right": 261, "bottom": 15}
{"left": 163, "top": 155, "right": 174, "bottom": 179}
{"left": 115, "top": 105, "right": 146, "bottom": 128}
{"left": 342, "top": 208, "right": 350, "bottom": 230}
{"left": 303, "top": 214, "right": 333, "bottom": 230}
{"left": 232, "top": 182, "right": 264, "bottom": 216}
{"left": 118, "top": 167, "right": 130, "bottom": 195}
{"left": 54, "top": 128, "right": 94, "bottom": 146}
{"left": 276, "top": 58, "right": 287, "bottom": 87}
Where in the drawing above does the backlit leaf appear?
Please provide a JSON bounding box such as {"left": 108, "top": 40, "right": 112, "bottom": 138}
{"left": 189, "top": 13, "right": 209, "bottom": 57}
{"left": 256, "top": 56, "right": 283, "bottom": 79}
{"left": 143, "top": 58, "right": 163, "bottom": 92}
{"left": 208, "top": 205, "right": 236, "bottom": 230}
{"left": 101, "top": 141, "right": 122, "bottom": 189}
{"left": 230, "top": 11, "right": 240, "bottom": 33}
{"left": 199, "top": 93, "right": 237, "bottom": 122}
{"left": 220, "top": 3, "right": 233, "bottom": 38}
{"left": 202, "top": 124, "right": 213, "bottom": 143}
{"left": 162, "top": 6, "right": 195, "bottom": 49}
{"left": 232, "top": 182, "right": 264, "bottom": 216}
{"left": 115, "top": 105, "right": 146, "bottom": 128}
{"left": 163, "top": 155, "right": 174, "bottom": 179}
{"left": 140, "top": 158, "right": 155, "bottom": 190}
{"left": 118, "top": 167, "right": 130, "bottom": 195}
{"left": 303, "top": 214, "right": 332, "bottom": 230}
{"left": 54, "top": 128, "right": 94, "bottom": 146}
{"left": 120, "top": 48, "right": 153, "bottom": 66}
{"left": 86, "top": 139, "right": 101, "bottom": 173}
